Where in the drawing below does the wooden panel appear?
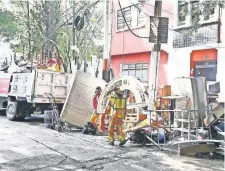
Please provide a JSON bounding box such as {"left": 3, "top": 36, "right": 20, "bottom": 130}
{"left": 61, "top": 71, "right": 106, "bottom": 128}
{"left": 163, "top": 85, "right": 171, "bottom": 96}
{"left": 158, "top": 88, "right": 163, "bottom": 97}
{"left": 180, "top": 144, "right": 216, "bottom": 156}
{"left": 124, "top": 113, "right": 139, "bottom": 123}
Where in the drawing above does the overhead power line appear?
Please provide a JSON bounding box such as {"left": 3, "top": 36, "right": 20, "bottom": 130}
{"left": 46, "top": 0, "right": 100, "bottom": 41}
{"left": 135, "top": 1, "right": 218, "bottom": 32}
{"left": 129, "top": 1, "right": 202, "bottom": 39}
{"left": 118, "top": 0, "right": 149, "bottom": 39}
{"left": 145, "top": 2, "right": 173, "bottom": 15}
{"left": 117, "top": 1, "right": 223, "bottom": 50}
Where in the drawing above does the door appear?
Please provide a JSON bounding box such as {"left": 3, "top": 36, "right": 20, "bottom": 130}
{"left": 194, "top": 60, "right": 217, "bottom": 81}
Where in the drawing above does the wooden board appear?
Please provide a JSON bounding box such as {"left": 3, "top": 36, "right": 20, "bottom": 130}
{"left": 60, "top": 71, "right": 106, "bottom": 128}
{"left": 124, "top": 113, "right": 139, "bottom": 123}
{"left": 180, "top": 144, "right": 216, "bottom": 156}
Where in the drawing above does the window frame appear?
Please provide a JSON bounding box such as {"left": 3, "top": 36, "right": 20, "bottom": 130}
{"left": 176, "top": 0, "right": 217, "bottom": 28}
{"left": 117, "top": 5, "right": 132, "bottom": 31}
{"left": 116, "top": 3, "right": 145, "bottom": 32}
{"left": 121, "top": 63, "right": 148, "bottom": 82}
{"left": 177, "top": 0, "right": 188, "bottom": 26}
{"left": 191, "top": 0, "right": 200, "bottom": 24}
{"left": 136, "top": 3, "right": 145, "bottom": 27}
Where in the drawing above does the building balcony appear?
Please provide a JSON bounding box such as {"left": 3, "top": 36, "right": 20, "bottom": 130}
{"left": 173, "top": 21, "right": 219, "bottom": 49}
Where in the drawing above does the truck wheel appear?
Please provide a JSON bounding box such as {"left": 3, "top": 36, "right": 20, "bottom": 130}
{"left": 6, "top": 102, "right": 18, "bottom": 121}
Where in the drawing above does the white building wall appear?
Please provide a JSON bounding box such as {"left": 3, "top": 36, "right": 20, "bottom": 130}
{"left": 170, "top": 1, "right": 225, "bottom": 102}
{"left": 168, "top": 47, "right": 225, "bottom": 103}
{"left": 167, "top": 49, "right": 191, "bottom": 84}
{"left": 217, "top": 48, "right": 225, "bottom": 102}
{"left": 216, "top": 7, "right": 225, "bottom": 102}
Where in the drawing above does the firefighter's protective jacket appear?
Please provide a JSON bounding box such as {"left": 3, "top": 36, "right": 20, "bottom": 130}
{"left": 105, "top": 93, "right": 126, "bottom": 119}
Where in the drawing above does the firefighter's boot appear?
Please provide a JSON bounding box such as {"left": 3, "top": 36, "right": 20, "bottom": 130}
{"left": 119, "top": 140, "right": 126, "bottom": 147}
{"left": 109, "top": 141, "right": 114, "bottom": 146}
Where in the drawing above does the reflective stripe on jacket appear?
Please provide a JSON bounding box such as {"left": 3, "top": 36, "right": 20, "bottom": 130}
{"left": 106, "top": 95, "right": 126, "bottom": 119}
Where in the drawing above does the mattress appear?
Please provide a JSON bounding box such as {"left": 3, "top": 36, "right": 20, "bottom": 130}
{"left": 60, "top": 71, "right": 106, "bottom": 128}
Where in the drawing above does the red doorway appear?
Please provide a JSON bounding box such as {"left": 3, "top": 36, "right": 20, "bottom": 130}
{"left": 190, "top": 49, "right": 217, "bottom": 81}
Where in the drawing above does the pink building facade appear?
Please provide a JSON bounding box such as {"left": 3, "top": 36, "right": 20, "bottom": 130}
{"left": 109, "top": 0, "right": 225, "bottom": 102}
{"left": 109, "top": 0, "right": 174, "bottom": 86}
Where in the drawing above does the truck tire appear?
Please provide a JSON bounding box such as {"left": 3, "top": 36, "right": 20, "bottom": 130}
{"left": 6, "top": 101, "right": 18, "bottom": 121}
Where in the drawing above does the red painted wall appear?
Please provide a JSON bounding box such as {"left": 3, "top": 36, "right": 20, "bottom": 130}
{"left": 109, "top": 1, "right": 172, "bottom": 85}
{"left": 110, "top": 1, "right": 174, "bottom": 56}
{"left": 111, "top": 51, "right": 168, "bottom": 86}
{"left": 190, "top": 49, "right": 217, "bottom": 76}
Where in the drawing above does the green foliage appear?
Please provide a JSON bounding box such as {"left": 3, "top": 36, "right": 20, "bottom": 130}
{"left": 0, "top": 10, "right": 19, "bottom": 41}
{"left": 56, "top": 28, "right": 70, "bottom": 65}
{"left": 75, "top": 4, "right": 103, "bottom": 63}
{"left": 0, "top": 0, "right": 104, "bottom": 71}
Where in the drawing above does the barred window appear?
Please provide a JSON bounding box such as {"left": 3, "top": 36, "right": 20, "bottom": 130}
{"left": 117, "top": 6, "right": 132, "bottom": 30}
{"left": 202, "top": 1, "right": 215, "bottom": 20}
{"left": 121, "top": 63, "right": 148, "bottom": 82}
{"left": 137, "top": 3, "right": 145, "bottom": 26}
{"left": 191, "top": 0, "right": 200, "bottom": 24}
{"left": 177, "top": 1, "right": 188, "bottom": 26}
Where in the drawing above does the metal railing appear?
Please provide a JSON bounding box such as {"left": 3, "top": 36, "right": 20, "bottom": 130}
{"left": 125, "top": 109, "right": 224, "bottom": 148}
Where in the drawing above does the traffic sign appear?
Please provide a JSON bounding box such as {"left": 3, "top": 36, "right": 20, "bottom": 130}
{"left": 149, "top": 16, "right": 169, "bottom": 44}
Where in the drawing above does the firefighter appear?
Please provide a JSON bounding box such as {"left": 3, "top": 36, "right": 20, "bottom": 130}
{"left": 90, "top": 86, "right": 102, "bottom": 133}
{"left": 47, "top": 55, "right": 64, "bottom": 72}
{"left": 99, "top": 84, "right": 109, "bottom": 133}
{"left": 105, "top": 87, "right": 126, "bottom": 146}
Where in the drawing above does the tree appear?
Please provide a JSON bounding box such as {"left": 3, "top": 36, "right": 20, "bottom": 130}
{"left": 0, "top": 9, "right": 19, "bottom": 41}
{"left": 10, "top": 0, "right": 62, "bottom": 59}
{"left": 0, "top": 0, "right": 104, "bottom": 72}
{"left": 74, "top": 2, "right": 104, "bottom": 69}
{"left": 55, "top": 0, "right": 104, "bottom": 71}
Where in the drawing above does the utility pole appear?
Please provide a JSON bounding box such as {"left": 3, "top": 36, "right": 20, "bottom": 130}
{"left": 102, "top": 0, "right": 109, "bottom": 82}
{"left": 148, "top": 0, "right": 162, "bottom": 110}
{"left": 72, "top": 0, "right": 76, "bottom": 64}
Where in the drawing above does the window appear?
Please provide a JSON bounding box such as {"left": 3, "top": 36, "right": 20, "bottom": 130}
{"left": 137, "top": 3, "right": 145, "bottom": 26}
{"left": 195, "top": 61, "right": 217, "bottom": 81}
{"left": 121, "top": 63, "right": 148, "bottom": 82}
{"left": 177, "top": 0, "right": 188, "bottom": 26}
{"left": 117, "top": 6, "right": 132, "bottom": 30}
{"left": 117, "top": 3, "right": 145, "bottom": 31}
{"left": 202, "top": 1, "right": 215, "bottom": 20}
{"left": 191, "top": 0, "right": 200, "bottom": 23}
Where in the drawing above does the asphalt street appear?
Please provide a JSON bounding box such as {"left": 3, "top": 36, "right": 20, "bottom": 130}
{"left": 0, "top": 115, "right": 224, "bottom": 171}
